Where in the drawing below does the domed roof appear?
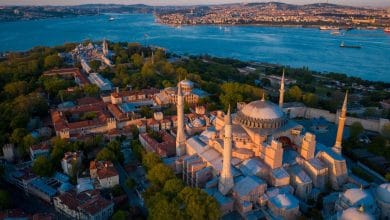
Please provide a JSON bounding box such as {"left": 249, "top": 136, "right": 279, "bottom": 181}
{"left": 240, "top": 100, "right": 284, "bottom": 120}
{"left": 343, "top": 188, "right": 374, "bottom": 206}
{"left": 376, "top": 183, "right": 390, "bottom": 203}
{"left": 340, "top": 207, "right": 375, "bottom": 220}
{"left": 180, "top": 79, "right": 194, "bottom": 88}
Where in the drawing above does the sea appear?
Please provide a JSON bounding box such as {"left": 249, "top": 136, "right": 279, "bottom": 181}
{"left": 1, "top": 13, "right": 389, "bottom": 82}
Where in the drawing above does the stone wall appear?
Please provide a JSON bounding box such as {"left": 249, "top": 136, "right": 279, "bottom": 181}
{"left": 284, "top": 105, "right": 390, "bottom": 134}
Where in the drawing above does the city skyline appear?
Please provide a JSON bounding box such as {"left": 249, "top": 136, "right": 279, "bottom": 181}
{"left": 0, "top": 0, "right": 390, "bottom": 8}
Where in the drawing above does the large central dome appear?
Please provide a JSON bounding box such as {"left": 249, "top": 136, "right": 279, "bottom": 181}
{"left": 241, "top": 100, "right": 284, "bottom": 120}
{"left": 235, "top": 99, "right": 287, "bottom": 129}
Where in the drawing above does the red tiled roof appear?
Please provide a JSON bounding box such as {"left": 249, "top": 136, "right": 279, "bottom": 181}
{"left": 78, "top": 195, "right": 113, "bottom": 215}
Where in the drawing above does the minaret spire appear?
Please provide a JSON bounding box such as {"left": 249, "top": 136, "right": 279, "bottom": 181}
{"left": 261, "top": 92, "right": 265, "bottom": 101}
{"left": 176, "top": 83, "right": 186, "bottom": 156}
{"left": 219, "top": 105, "right": 234, "bottom": 195}
{"left": 279, "top": 69, "right": 285, "bottom": 108}
{"left": 333, "top": 91, "right": 348, "bottom": 154}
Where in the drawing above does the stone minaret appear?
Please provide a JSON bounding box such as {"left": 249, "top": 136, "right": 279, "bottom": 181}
{"left": 333, "top": 91, "right": 348, "bottom": 154}
{"left": 279, "top": 69, "right": 285, "bottom": 108}
{"left": 219, "top": 106, "right": 234, "bottom": 195}
{"left": 176, "top": 83, "right": 186, "bottom": 157}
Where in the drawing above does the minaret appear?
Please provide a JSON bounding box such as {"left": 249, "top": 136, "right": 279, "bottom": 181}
{"left": 176, "top": 83, "right": 186, "bottom": 157}
{"left": 279, "top": 69, "right": 285, "bottom": 108}
{"left": 333, "top": 91, "right": 348, "bottom": 154}
{"left": 218, "top": 106, "right": 234, "bottom": 195}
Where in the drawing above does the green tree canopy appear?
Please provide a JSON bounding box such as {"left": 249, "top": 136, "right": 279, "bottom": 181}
{"left": 32, "top": 156, "right": 54, "bottom": 177}
{"left": 111, "top": 210, "right": 129, "bottom": 220}
{"left": 0, "top": 189, "right": 10, "bottom": 210}
{"left": 350, "top": 122, "right": 364, "bottom": 139}
{"left": 44, "top": 54, "right": 62, "bottom": 69}
{"left": 286, "top": 85, "right": 303, "bottom": 102}
{"left": 142, "top": 151, "right": 161, "bottom": 170}
{"left": 3, "top": 81, "right": 28, "bottom": 98}
{"left": 96, "top": 147, "right": 116, "bottom": 162}
{"left": 147, "top": 163, "right": 175, "bottom": 187}
{"left": 131, "top": 53, "right": 144, "bottom": 69}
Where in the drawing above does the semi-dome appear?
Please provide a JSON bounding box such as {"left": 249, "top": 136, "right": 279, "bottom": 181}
{"left": 235, "top": 99, "right": 287, "bottom": 129}
{"left": 376, "top": 183, "right": 390, "bottom": 203}
{"left": 340, "top": 207, "right": 375, "bottom": 220}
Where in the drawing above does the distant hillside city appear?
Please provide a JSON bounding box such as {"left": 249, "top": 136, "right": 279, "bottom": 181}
{"left": 1, "top": 2, "right": 390, "bottom": 29}
{"left": 0, "top": 39, "right": 389, "bottom": 219}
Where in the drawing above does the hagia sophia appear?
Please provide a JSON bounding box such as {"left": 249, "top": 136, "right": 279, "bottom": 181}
{"left": 172, "top": 72, "right": 389, "bottom": 219}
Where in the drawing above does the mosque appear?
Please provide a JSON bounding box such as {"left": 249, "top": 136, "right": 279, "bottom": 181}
{"left": 172, "top": 71, "right": 365, "bottom": 219}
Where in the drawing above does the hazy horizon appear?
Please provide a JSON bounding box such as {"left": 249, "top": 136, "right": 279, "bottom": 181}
{"left": 0, "top": 0, "right": 389, "bottom": 8}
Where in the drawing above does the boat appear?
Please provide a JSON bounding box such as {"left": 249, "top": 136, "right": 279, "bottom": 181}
{"left": 384, "top": 27, "right": 390, "bottom": 33}
{"left": 340, "top": 42, "right": 361, "bottom": 49}
{"left": 109, "top": 17, "right": 115, "bottom": 21}
{"left": 319, "top": 26, "right": 340, "bottom": 31}
{"left": 331, "top": 30, "right": 340, "bottom": 35}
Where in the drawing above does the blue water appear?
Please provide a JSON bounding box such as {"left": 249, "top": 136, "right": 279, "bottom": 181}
{"left": 1, "top": 13, "right": 389, "bottom": 82}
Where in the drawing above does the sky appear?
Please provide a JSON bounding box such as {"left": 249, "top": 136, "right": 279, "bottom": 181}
{"left": 0, "top": 0, "right": 389, "bottom": 8}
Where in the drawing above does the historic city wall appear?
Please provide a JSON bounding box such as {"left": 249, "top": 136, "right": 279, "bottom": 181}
{"left": 284, "top": 106, "right": 389, "bottom": 134}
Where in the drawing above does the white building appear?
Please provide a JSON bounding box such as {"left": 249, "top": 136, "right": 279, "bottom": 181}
{"left": 89, "top": 161, "right": 119, "bottom": 188}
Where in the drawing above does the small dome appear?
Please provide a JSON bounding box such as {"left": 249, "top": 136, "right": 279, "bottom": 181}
{"left": 180, "top": 79, "right": 194, "bottom": 88}
{"left": 340, "top": 207, "right": 375, "bottom": 220}
{"left": 240, "top": 100, "right": 284, "bottom": 120}
{"left": 376, "top": 183, "right": 390, "bottom": 203}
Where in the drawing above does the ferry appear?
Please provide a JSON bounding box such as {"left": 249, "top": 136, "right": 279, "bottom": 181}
{"left": 319, "top": 26, "right": 340, "bottom": 31}
{"left": 340, "top": 42, "right": 361, "bottom": 49}
{"left": 384, "top": 27, "right": 390, "bottom": 33}
{"left": 331, "top": 30, "right": 340, "bottom": 35}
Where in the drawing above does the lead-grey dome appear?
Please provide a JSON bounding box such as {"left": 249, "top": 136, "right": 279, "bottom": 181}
{"left": 235, "top": 100, "right": 286, "bottom": 129}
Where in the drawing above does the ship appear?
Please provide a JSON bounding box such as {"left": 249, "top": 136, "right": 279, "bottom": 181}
{"left": 340, "top": 42, "right": 361, "bottom": 49}
{"left": 319, "top": 26, "right": 340, "bottom": 31}
{"left": 384, "top": 27, "right": 390, "bottom": 33}
{"left": 109, "top": 17, "right": 115, "bottom": 21}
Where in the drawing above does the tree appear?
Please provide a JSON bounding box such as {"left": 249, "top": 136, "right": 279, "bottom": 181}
{"left": 44, "top": 54, "right": 62, "bottom": 69}
{"left": 3, "top": 81, "right": 28, "bottom": 98}
{"left": 10, "top": 128, "right": 28, "bottom": 145}
{"left": 142, "top": 152, "right": 161, "bottom": 170}
{"left": 176, "top": 67, "right": 188, "bottom": 80}
{"left": 177, "top": 187, "right": 220, "bottom": 220}
{"left": 163, "top": 178, "right": 184, "bottom": 199}
{"left": 286, "top": 85, "right": 302, "bottom": 101}
{"left": 111, "top": 210, "right": 129, "bottom": 220}
{"left": 126, "top": 178, "right": 136, "bottom": 189}
{"left": 349, "top": 122, "right": 364, "bottom": 140}
{"left": 131, "top": 53, "right": 144, "bottom": 69}
{"left": 0, "top": 189, "right": 10, "bottom": 210}
{"left": 302, "top": 93, "right": 318, "bottom": 107}
{"left": 148, "top": 193, "right": 182, "bottom": 220}
{"left": 147, "top": 163, "right": 175, "bottom": 187}
{"left": 381, "top": 123, "right": 390, "bottom": 139}
{"left": 83, "top": 84, "right": 100, "bottom": 97}
{"left": 32, "top": 156, "right": 54, "bottom": 177}
{"left": 96, "top": 148, "right": 116, "bottom": 162}
{"left": 89, "top": 60, "right": 101, "bottom": 72}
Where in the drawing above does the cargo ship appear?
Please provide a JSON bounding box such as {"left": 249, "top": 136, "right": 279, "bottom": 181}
{"left": 340, "top": 42, "right": 361, "bottom": 49}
